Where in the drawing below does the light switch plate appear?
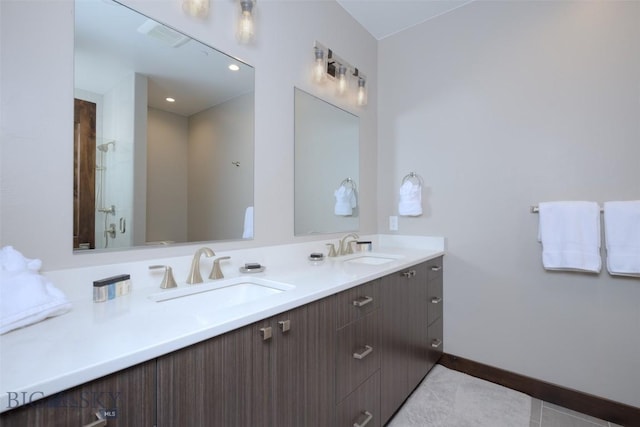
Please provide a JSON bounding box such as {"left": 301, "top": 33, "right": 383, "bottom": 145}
{"left": 389, "top": 216, "right": 398, "bottom": 231}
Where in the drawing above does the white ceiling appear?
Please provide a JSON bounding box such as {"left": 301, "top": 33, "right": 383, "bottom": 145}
{"left": 75, "top": 1, "right": 254, "bottom": 117}
{"left": 336, "top": 0, "right": 474, "bottom": 40}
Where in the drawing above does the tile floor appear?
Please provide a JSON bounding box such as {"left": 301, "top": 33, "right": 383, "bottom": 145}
{"left": 530, "top": 399, "right": 623, "bottom": 427}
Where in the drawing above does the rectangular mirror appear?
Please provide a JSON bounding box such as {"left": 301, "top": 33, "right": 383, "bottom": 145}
{"left": 73, "top": 0, "right": 255, "bottom": 251}
{"left": 294, "top": 88, "right": 359, "bottom": 235}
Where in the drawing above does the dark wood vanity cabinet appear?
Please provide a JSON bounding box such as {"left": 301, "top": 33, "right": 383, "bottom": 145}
{"left": 0, "top": 360, "right": 156, "bottom": 427}
{"left": 1, "top": 257, "right": 443, "bottom": 427}
{"left": 156, "top": 295, "right": 336, "bottom": 427}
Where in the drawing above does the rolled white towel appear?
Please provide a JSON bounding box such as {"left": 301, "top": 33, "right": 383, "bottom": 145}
{"left": 0, "top": 246, "right": 71, "bottom": 335}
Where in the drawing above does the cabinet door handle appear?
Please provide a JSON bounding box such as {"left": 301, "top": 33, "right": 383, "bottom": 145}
{"left": 278, "top": 320, "right": 290, "bottom": 333}
{"left": 431, "top": 297, "right": 442, "bottom": 304}
{"left": 260, "top": 326, "right": 272, "bottom": 341}
{"left": 352, "top": 295, "right": 373, "bottom": 307}
{"left": 353, "top": 410, "right": 373, "bottom": 427}
{"left": 402, "top": 270, "right": 416, "bottom": 278}
{"left": 431, "top": 339, "right": 443, "bottom": 348}
{"left": 83, "top": 412, "right": 107, "bottom": 427}
{"left": 353, "top": 345, "right": 373, "bottom": 360}
{"left": 431, "top": 265, "right": 442, "bottom": 272}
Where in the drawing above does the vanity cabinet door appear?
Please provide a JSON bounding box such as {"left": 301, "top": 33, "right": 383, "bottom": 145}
{"left": 157, "top": 325, "right": 257, "bottom": 426}
{"left": 406, "top": 262, "right": 431, "bottom": 389}
{"left": 264, "top": 306, "right": 307, "bottom": 427}
{"left": 380, "top": 261, "right": 433, "bottom": 424}
{"left": 270, "top": 295, "right": 337, "bottom": 427}
{"left": 0, "top": 360, "right": 156, "bottom": 427}
{"left": 305, "top": 294, "right": 337, "bottom": 427}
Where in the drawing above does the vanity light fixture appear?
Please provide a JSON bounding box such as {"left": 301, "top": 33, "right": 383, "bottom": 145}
{"left": 356, "top": 75, "right": 367, "bottom": 107}
{"left": 312, "top": 41, "right": 368, "bottom": 107}
{"left": 313, "top": 47, "right": 326, "bottom": 83}
{"left": 336, "top": 64, "right": 348, "bottom": 96}
{"left": 182, "top": 0, "right": 209, "bottom": 18}
{"left": 237, "top": 0, "right": 256, "bottom": 44}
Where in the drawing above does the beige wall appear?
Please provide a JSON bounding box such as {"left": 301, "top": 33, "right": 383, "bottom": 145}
{"left": 378, "top": 0, "right": 640, "bottom": 407}
{"left": 188, "top": 93, "right": 254, "bottom": 241}
{"left": 147, "top": 107, "right": 189, "bottom": 243}
{"left": 0, "top": 0, "right": 378, "bottom": 268}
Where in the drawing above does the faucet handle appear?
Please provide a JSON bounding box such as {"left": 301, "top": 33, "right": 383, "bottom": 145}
{"left": 326, "top": 243, "right": 338, "bottom": 257}
{"left": 344, "top": 239, "right": 357, "bottom": 255}
{"left": 210, "top": 256, "right": 231, "bottom": 280}
{"left": 149, "top": 265, "right": 178, "bottom": 289}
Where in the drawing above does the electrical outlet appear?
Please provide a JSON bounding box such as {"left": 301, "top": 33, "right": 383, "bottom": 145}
{"left": 389, "top": 216, "right": 398, "bottom": 231}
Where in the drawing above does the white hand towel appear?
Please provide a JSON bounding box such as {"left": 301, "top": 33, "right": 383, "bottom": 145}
{"left": 398, "top": 181, "right": 422, "bottom": 216}
{"left": 538, "top": 201, "right": 601, "bottom": 273}
{"left": 603, "top": 201, "right": 640, "bottom": 276}
{"left": 0, "top": 246, "right": 72, "bottom": 335}
{"left": 334, "top": 185, "right": 357, "bottom": 216}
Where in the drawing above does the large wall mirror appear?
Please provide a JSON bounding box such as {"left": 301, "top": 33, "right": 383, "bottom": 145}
{"left": 294, "top": 88, "right": 359, "bottom": 235}
{"left": 73, "top": 0, "right": 255, "bottom": 251}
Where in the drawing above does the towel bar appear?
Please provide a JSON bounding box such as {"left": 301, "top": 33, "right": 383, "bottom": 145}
{"left": 530, "top": 205, "right": 604, "bottom": 213}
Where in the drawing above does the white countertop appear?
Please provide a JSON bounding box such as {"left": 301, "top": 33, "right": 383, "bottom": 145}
{"left": 0, "top": 235, "right": 445, "bottom": 413}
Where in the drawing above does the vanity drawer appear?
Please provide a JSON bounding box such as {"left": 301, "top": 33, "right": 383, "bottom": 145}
{"left": 336, "top": 278, "right": 379, "bottom": 329}
{"left": 336, "top": 371, "right": 380, "bottom": 427}
{"left": 336, "top": 309, "right": 380, "bottom": 402}
{"left": 426, "top": 256, "right": 443, "bottom": 282}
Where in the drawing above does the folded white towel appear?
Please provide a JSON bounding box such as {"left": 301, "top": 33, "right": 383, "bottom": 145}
{"left": 398, "top": 181, "right": 422, "bottom": 216}
{"left": 242, "top": 206, "right": 254, "bottom": 239}
{"left": 334, "top": 185, "right": 357, "bottom": 216}
{"left": 538, "top": 201, "right": 601, "bottom": 273}
{"left": 604, "top": 201, "right": 640, "bottom": 276}
{"left": 0, "top": 246, "right": 72, "bottom": 335}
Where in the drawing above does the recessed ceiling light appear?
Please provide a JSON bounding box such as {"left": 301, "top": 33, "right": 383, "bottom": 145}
{"left": 166, "top": 97, "right": 176, "bottom": 102}
{"left": 228, "top": 64, "right": 240, "bottom": 71}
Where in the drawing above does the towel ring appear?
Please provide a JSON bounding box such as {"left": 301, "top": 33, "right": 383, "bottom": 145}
{"left": 401, "top": 172, "right": 423, "bottom": 186}
{"left": 340, "top": 177, "right": 357, "bottom": 190}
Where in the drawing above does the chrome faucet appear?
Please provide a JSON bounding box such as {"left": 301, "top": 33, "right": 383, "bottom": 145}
{"left": 186, "top": 247, "right": 215, "bottom": 284}
{"left": 338, "top": 232, "right": 360, "bottom": 256}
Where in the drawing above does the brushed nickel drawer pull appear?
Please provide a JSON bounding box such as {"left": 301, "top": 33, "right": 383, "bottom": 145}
{"left": 278, "top": 319, "right": 291, "bottom": 332}
{"left": 431, "top": 265, "right": 442, "bottom": 272}
{"left": 353, "top": 410, "right": 373, "bottom": 427}
{"left": 83, "top": 412, "right": 107, "bottom": 427}
{"left": 353, "top": 345, "right": 373, "bottom": 360}
{"left": 353, "top": 295, "right": 373, "bottom": 307}
{"left": 431, "top": 339, "right": 443, "bottom": 348}
{"left": 431, "top": 297, "right": 442, "bottom": 304}
{"left": 260, "top": 326, "right": 272, "bottom": 341}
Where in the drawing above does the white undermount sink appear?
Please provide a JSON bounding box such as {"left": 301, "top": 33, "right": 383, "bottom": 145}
{"left": 342, "top": 253, "right": 404, "bottom": 265}
{"left": 149, "top": 277, "right": 295, "bottom": 304}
